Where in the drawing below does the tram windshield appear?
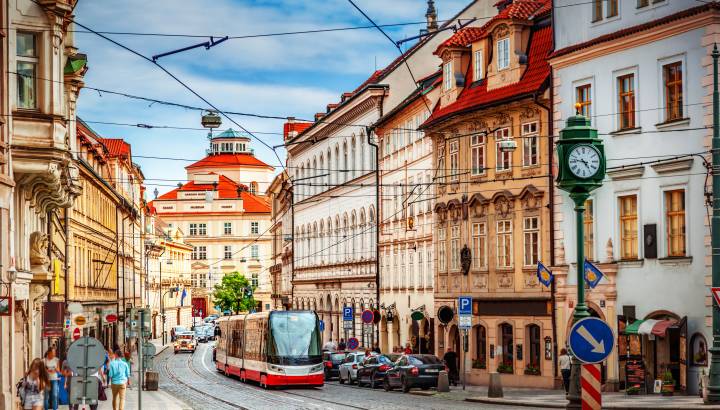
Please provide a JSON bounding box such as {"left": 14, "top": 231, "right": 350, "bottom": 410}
{"left": 267, "top": 311, "right": 322, "bottom": 365}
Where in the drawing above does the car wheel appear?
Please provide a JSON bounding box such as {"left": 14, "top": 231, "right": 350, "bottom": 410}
{"left": 402, "top": 377, "right": 410, "bottom": 393}
{"left": 349, "top": 376, "right": 355, "bottom": 385}
{"left": 383, "top": 377, "right": 392, "bottom": 392}
{"left": 370, "top": 376, "right": 376, "bottom": 389}
{"left": 339, "top": 374, "right": 345, "bottom": 384}
{"left": 421, "top": 386, "right": 430, "bottom": 391}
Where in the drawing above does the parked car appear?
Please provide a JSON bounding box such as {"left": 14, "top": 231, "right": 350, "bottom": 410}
{"left": 357, "top": 354, "right": 400, "bottom": 388}
{"left": 204, "top": 315, "right": 219, "bottom": 323}
{"left": 338, "top": 352, "right": 365, "bottom": 385}
{"left": 195, "top": 325, "right": 209, "bottom": 343}
{"left": 322, "top": 351, "right": 347, "bottom": 380}
{"left": 174, "top": 332, "right": 196, "bottom": 354}
{"left": 204, "top": 325, "right": 216, "bottom": 341}
{"left": 383, "top": 354, "right": 445, "bottom": 393}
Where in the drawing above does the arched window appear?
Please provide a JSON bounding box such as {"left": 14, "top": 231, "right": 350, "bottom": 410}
{"left": 351, "top": 137, "right": 357, "bottom": 179}
{"left": 526, "top": 324, "right": 541, "bottom": 375}
{"left": 691, "top": 333, "right": 709, "bottom": 366}
{"left": 250, "top": 181, "right": 258, "bottom": 195}
{"left": 473, "top": 325, "right": 487, "bottom": 369}
{"left": 335, "top": 145, "right": 340, "bottom": 185}
{"left": 499, "top": 323, "right": 514, "bottom": 373}
{"left": 343, "top": 142, "right": 349, "bottom": 183}
{"left": 312, "top": 158, "right": 318, "bottom": 195}
{"left": 319, "top": 155, "right": 324, "bottom": 193}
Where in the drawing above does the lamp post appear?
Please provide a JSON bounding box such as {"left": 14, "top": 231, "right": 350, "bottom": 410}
{"left": 707, "top": 43, "right": 720, "bottom": 403}
{"left": 555, "top": 107, "right": 606, "bottom": 409}
{"left": 159, "top": 259, "right": 173, "bottom": 345}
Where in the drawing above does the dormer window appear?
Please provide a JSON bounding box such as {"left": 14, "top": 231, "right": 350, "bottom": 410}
{"left": 497, "top": 38, "right": 510, "bottom": 71}
{"left": 443, "top": 61, "right": 453, "bottom": 91}
{"left": 473, "top": 50, "right": 483, "bottom": 82}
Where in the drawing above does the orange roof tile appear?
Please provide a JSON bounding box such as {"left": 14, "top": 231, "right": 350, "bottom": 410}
{"left": 155, "top": 174, "right": 270, "bottom": 213}
{"left": 185, "top": 153, "right": 273, "bottom": 170}
{"left": 99, "top": 138, "right": 131, "bottom": 158}
{"left": 435, "top": 27, "right": 487, "bottom": 54}
{"left": 283, "top": 121, "right": 313, "bottom": 139}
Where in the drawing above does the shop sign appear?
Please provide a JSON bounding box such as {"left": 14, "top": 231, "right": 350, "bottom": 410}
{"left": 43, "top": 301, "right": 64, "bottom": 337}
{"left": 74, "top": 315, "right": 87, "bottom": 326}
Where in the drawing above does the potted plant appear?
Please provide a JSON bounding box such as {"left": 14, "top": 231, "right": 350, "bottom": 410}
{"left": 626, "top": 385, "right": 640, "bottom": 395}
{"left": 497, "top": 363, "right": 513, "bottom": 374}
{"left": 472, "top": 359, "right": 486, "bottom": 369}
{"left": 524, "top": 364, "right": 540, "bottom": 375}
{"left": 661, "top": 369, "right": 675, "bottom": 396}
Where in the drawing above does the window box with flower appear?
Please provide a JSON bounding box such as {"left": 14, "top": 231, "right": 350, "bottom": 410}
{"left": 472, "top": 359, "right": 486, "bottom": 370}
{"left": 497, "top": 363, "right": 513, "bottom": 374}
{"left": 524, "top": 364, "right": 540, "bottom": 375}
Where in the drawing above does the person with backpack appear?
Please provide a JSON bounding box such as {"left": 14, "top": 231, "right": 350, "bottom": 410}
{"left": 107, "top": 349, "right": 131, "bottom": 410}
{"left": 19, "top": 358, "right": 50, "bottom": 410}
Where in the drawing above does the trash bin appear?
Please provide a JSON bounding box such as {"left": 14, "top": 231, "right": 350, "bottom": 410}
{"left": 144, "top": 371, "right": 159, "bottom": 391}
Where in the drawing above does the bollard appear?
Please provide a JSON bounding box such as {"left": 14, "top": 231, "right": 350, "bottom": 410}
{"left": 488, "top": 372, "right": 504, "bottom": 398}
{"left": 437, "top": 370, "right": 450, "bottom": 392}
{"left": 144, "top": 371, "right": 159, "bottom": 391}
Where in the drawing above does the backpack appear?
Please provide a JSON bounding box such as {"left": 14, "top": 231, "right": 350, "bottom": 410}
{"left": 16, "top": 378, "right": 26, "bottom": 407}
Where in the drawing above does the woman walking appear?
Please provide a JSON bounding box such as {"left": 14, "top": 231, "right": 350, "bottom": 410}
{"left": 22, "top": 358, "right": 50, "bottom": 410}
{"left": 559, "top": 348, "right": 572, "bottom": 394}
{"left": 43, "top": 348, "right": 60, "bottom": 410}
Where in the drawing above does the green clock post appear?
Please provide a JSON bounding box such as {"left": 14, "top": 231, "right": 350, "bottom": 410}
{"left": 555, "top": 108, "right": 606, "bottom": 408}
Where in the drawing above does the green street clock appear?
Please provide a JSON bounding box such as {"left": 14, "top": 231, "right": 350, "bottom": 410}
{"left": 556, "top": 112, "right": 606, "bottom": 197}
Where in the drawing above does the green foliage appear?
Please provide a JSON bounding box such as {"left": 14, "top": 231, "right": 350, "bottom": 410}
{"left": 212, "top": 272, "right": 256, "bottom": 314}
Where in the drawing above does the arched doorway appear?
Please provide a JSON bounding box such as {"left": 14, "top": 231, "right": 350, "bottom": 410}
{"left": 380, "top": 316, "right": 389, "bottom": 353}
{"left": 643, "top": 311, "right": 683, "bottom": 389}
{"left": 392, "top": 316, "right": 401, "bottom": 351}
{"left": 409, "top": 320, "right": 419, "bottom": 353}
{"left": 447, "top": 325, "right": 461, "bottom": 373}
{"left": 499, "top": 323, "right": 514, "bottom": 373}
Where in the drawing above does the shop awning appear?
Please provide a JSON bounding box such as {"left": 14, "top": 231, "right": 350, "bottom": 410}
{"left": 624, "top": 319, "right": 677, "bottom": 337}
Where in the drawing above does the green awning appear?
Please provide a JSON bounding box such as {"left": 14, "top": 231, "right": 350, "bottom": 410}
{"left": 624, "top": 319, "right": 644, "bottom": 335}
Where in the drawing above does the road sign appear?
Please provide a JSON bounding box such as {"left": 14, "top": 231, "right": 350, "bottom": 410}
{"left": 343, "top": 320, "right": 353, "bottom": 330}
{"left": 65, "top": 319, "right": 71, "bottom": 329}
{"left": 712, "top": 287, "right": 720, "bottom": 307}
{"left": 74, "top": 315, "right": 87, "bottom": 326}
{"left": 361, "top": 309, "right": 374, "bottom": 324}
{"left": 69, "top": 376, "right": 99, "bottom": 405}
{"left": 66, "top": 336, "right": 105, "bottom": 377}
{"left": 142, "top": 342, "right": 156, "bottom": 356}
{"left": 67, "top": 302, "right": 83, "bottom": 314}
{"left": 72, "top": 327, "right": 81, "bottom": 341}
{"left": 568, "top": 317, "right": 614, "bottom": 364}
{"left": 343, "top": 307, "right": 354, "bottom": 322}
{"left": 363, "top": 323, "right": 373, "bottom": 335}
{"left": 458, "top": 297, "right": 472, "bottom": 315}
{"left": 581, "top": 364, "right": 602, "bottom": 410}
{"left": 347, "top": 337, "right": 359, "bottom": 351}
{"left": 105, "top": 313, "right": 118, "bottom": 323}
{"left": 458, "top": 316, "right": 472, "bottom": 330}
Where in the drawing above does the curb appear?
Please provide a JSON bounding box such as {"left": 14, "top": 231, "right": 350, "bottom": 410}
{"left": 465, "top": 397, "right": 564, "bottom": 408}
{"left": 409, "top": 391, "right": 437, "bottom": 397}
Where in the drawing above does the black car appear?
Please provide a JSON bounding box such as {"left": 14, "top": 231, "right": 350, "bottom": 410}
{"left": 323, "top": 352, "right": 347, "bottom": 380}
{"left": 383, "top": 354, "right": 445, "bottom": 393}
{"left": 356, "top": 354, "right": 400, "bottom": 388}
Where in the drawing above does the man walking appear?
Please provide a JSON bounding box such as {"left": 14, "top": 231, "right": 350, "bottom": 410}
{"left": 108, "top": 349, "right": 131, "bottom": 410}
{"left": 443, "top": 347, "right": 458, "bottom": 386}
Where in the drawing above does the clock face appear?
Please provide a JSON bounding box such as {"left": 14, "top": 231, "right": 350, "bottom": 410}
{"left": 568, "top": 145, "right": 601, "bottom": 179}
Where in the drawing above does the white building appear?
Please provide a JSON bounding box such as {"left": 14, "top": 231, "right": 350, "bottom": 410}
{"left": 550, "top": 0, "right": 716, "bottom": 394}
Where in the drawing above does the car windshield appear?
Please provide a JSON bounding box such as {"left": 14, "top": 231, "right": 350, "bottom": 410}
{"left": 409, "top": 355, "right": 441, "bottom": 365}
{"left": 378, "top": 355, "right": 397, "bottom": 364}
{"left": 267, "top": 311, "right": 322, "bottom": 365}
{"left": 195, "top": 327, "right": 206, "bottom": 333}
{"left": 331, "top": 353, "right": 346, "bottom": 361}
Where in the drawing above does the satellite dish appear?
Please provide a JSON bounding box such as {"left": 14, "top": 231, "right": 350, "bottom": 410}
{"left": 437, "top": 305, "right": 455, "bottom": 325}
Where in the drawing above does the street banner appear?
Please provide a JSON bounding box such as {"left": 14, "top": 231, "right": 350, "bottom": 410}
{"left": 584, "top": 260, "right": 604, "bottom": 288}
{"left": 536, "top": 261, "right": 553, "bottom": 288}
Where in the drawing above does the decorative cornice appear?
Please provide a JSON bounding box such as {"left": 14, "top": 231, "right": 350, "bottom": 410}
{"left": 650, "top": 158, "right": 694, "bottom": 174}
{"left": 16, "top": 161, "right": 82, "bottom": 214}
{"left": 607, "top": 165, "right": 645, "bottom": 181}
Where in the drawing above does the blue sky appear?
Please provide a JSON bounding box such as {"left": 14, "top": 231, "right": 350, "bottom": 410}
{"left": 74, "top": 0, "right": 469, "bottom": 196}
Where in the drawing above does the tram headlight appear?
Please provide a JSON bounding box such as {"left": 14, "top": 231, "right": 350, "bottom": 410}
{"left": 310, "top": 364, "right": 324, "bottom": 373}
{"left": 268, "top": 364, "right": 286, "bottom": 374}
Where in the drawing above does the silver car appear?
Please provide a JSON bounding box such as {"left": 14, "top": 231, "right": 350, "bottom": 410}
{"left": 338, "top": 352, "right": 365, "bottom": 384}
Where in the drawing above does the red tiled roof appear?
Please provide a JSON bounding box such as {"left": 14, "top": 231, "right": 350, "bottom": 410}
{"left": 550, "top": 2, "right": 719, "bottom": 59}
{"left": 99, "top": 138, "right": 131, "bottom": 158}
{"left": 422, "top": 25, "right": 552, "bottom": 129}
{"left": 155, "top": 174, "right": 270, "bottom": 213}
{"left": 185, "top": 153, "right": 273, "bottom": 170}
{"left": 435, "top": 27, "right": 487, "bottom": 55}
{"left": 283, "top": 122, "right": 312, "bottom": 139}
{"left": 352, "top": 70, "right": 384, "bottom": 94}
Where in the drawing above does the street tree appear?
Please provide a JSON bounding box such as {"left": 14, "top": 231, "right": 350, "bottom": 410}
{"left": 212, "top": 272, "right": 256, "bottom": 314}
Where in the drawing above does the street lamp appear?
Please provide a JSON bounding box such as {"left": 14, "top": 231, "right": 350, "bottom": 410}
{"left": 159, "top": 258, "right": 173, "bottom": 345}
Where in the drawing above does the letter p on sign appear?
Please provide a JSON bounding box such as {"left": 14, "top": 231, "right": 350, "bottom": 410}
{"left": 458, "top": 297, "right": 472, "bottom": 315}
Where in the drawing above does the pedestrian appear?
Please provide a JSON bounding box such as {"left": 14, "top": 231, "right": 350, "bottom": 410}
{"left": 338, "top": 338, "right": 347, "bottom": 351}
{"left": 20, "top": 358, "right": 49, "bottom": 410}
{"left": 364, "top": 348, "right": 372, "bottom": 358}
{"left": 322, "top": 339, "right": 337, "bottom": 352}
{"left": 122, "top": 351, "right": 133, "bottom": 374}
{"left": 43, "top": 347, "right": 60, "bottom": 410}
{"left": 442, "top": 347, "right": 458, "bottom": 386}
{"left": 559, "top": 348, "right": 572, "bottom": 394}
{"left": 108, "top": 349, "right": 131, "bottom": 410}
{"left": 372, "top": 344, "right": 381, "bottom": 354}
{"left": 404, "top": 343, "right": 413, "bottom": 355}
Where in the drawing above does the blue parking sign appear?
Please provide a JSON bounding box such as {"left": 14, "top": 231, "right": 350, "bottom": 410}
{"left": 458, "top": 296, "right": 472, "bottom": 315}
{"left": 343, "top": 307, "right": 354, "bottom": 322}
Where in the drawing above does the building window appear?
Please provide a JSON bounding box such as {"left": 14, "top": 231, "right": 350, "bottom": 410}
{"left": 523, "top": 217, "right": 539, "bottom": 266}
{"left": 527, "top": 324, "right": 541, "bottom": 374}
{"left": 250, "top": 182, "right": 258, "bottom": 195}
{"left": 251, "top": 245, "right": 259, "bottom": 259}
{"left": 198, "top": 223, "right": 207, "bottom": 236}
{"left": 584, "top": 199, "right": 595, "bottom": 261}
{"left": 607, "top": 0, "right": 618, "bottom": 17}
{"left": 496, "top": 220, "right": 513, "bottom": 268}
{"left": 576, "top": 84, "right": 592, "bottom": 119}
{"left": 619, "top": 195, "right": 638, "bottom": 260}
{"left": 497, "top": 38, "right": 510, "bottom": 70}
{"left": 522, "top": 122, "right": 539, "bottom": 167}
{"left": 472, "top": 222, "right": 487, "bottom": 269}
{"left": 443, "top": 61, "right": 453, "bottom": 91}
{"left": 495, "top": 128, "right": 512, "bottom": 172}
{"left": 17, "top": 32, "right": 38, "bottom": 109}
{"left": 251, "top": 273, "right": 259, "bottom": 288}
{"left": 471, "top": 134, "right": 486, "bottom": 176}
{"left": 438, "top": 147, "right": 445, "bottom": 181}
{"left": 592, "top": 0, "right": 603, "bottom": 21}
{"left": 663, "top": 62, "right": 683, "bottom": 121}
{"left": 409, "top": 250, "right": 415, "bottom": 289}
{"left": 438, "top": 227, "right": 447, "bottom": 272}
{"left": 617, "top": 74, "right": 636, "bottom": 130}
{"left": 192, "top": 246, "right": 206, "bottom": 260}
{"left": 500, "top": 323, "right": 514, "bottom": 369}
{"left": 251, "top": 221, "right": 259, "bottom": 234}
{"left": 450, "top": 225, "right": 460, "bottom": 271}
{"left": 224, "top": 222, "right": 232, "bottom": 235}
{"left": 474, "top": 325, "right": 487, "bottom": 369}
{"left": 474, "top": 50, "right": 483, "bottom": 81}
{"left": 449, "top": 141, "right": 459, "bottom": 181}
{"left": 637, "top": 0, "right": 649, "bottom": 7}
{"left": 418, "top": 247, "right": 425, "bottom": 288}
{"left": 224, "top": 245, "right": 232, "bottom": 260}
{"left": 665, "top": 189, "right": 686, "bottom": 257}
{"left": 189, "top": 223, "right": 198, "bottom": 236}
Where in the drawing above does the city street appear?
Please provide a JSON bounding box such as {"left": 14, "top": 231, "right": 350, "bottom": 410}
{"left": 157, "top": 343, "right": 527, "bottom": 410}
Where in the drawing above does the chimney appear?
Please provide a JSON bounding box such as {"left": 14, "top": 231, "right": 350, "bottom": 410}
{"left": 314, "top": 112, "right": 326, "bottom": 122}
{"left": 284, "top": 117, "right": 296, "bottom": 141}
{"left": 426, "top": 0, "right": 438, "bottom": 32}
{"left": 495, "top": 0, "right": 513, "bottom": 12}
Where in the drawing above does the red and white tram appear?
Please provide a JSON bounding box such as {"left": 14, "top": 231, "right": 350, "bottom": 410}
{"left": 214, "top": 310, "right": 324, "bottom": 388}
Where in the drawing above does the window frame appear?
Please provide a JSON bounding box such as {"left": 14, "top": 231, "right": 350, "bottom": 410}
{"left": 16, "top": 31, "right": 39, "bottom": 110}
{"left": 523, "top": 216, "right": 540, "bottom": 267}
{"left": 583, "top": 198, "right": 595, "bottom": 261}
{"left": 521, "top": 122, "right": 539, "bottom": 167}
{"left": 617, "top": 194, "right": 640, "bottom": 260}
{"left": 575, "top": 83, "right": 592, "bottom": 121}
{"left": 251, "top": 221, "right": 260, "bottom": 235}
{"left": 471, "top": 134, "right": 486, "bottom": 176}
{"left": 616, "top": 72, "right": 637, "bottom": 131}
{"left": 224, "top": 245, "right": 233, "bottom": 260}
{"left": 449, "top": 141, "right": 459, "bottom": 182}
{"left": 443, "top": 61, "right": 453, "bottom": 91}
{"left": 198, "top": 223, "right": 208, "bottom": 236}
{"left": 472, "top": 222, "right": 487, "bottom": 270}
{"left": 496, "top": 219, "right": 513, "bottom": 268}
{"left": 497, "top": 38, "right": 510, "bottom": 71}
{"left": 450, "top": 225, "right": 460, "bottom": 271}
{"left": 438, "top": 227, "right": 447, "bottom": 272}
{"left": 473, "top": 49, "right": 483, "bottom": 82}
{"left": 663, "top": 188, "right": 687, "bottom": 258}
{"left": 660, "top": 58, "right": 685, "bottom": 123}
{"left": 223, "top": 222, "right": 232, "bottom": 235}
{"left": 495, "top": 128, "right": 512, "bottom": 172}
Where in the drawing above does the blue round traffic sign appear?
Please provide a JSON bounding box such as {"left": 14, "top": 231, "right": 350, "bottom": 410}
{"left": 361, "top": 309, "right": 374, "bottom": 324}
{"left": 568, "top": 317, "right": 614, "bottom": 364}
{"left": 319, "top": 320, "right": 325, "bottom": 332}
{"left": 347, "top": 337, "right": 359, "bottom": 351}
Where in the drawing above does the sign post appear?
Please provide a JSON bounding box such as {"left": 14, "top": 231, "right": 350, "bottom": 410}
{"left": 568, "top": 317, "right": 614, "bottom": 410}
{"left": 66, "top": 337, "right": 105, "bottom": 408}
{"left": 343, "top": 306, "right": 354, "bottom": 348}
{"left": 458, "top": 297, "right": 472, "bottom": 391}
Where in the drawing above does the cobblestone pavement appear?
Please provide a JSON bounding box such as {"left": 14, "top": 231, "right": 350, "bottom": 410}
{"left": 157, "top": 343, "right": 529, "bottom": 410}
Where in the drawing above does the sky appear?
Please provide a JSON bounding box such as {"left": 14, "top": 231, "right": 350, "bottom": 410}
{"left": 74, "top": 0, "right": 470, "bottom": 197}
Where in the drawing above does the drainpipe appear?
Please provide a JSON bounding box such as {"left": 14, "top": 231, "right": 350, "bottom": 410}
{"left": 64, "top": 208, "right": 70, "bottom": 306}
{"left": 115, "top": 207, "right": 120, "bottom": 347}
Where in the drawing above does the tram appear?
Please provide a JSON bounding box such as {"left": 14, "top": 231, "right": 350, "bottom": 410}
{"left": 214, "top": 310, "right": 324, "bottom": 388}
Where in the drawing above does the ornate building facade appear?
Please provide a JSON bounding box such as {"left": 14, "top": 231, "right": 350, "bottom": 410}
{"left": 267, "top": 170, "right": 293, "bottom": 311}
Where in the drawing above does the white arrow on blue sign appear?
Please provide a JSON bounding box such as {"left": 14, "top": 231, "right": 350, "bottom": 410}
{"left": 568, "top": 317, "right": 615, "bottom": 364}
{"left": 458, "top": 296, "right": 472, "bottom": 315}
{"left": 343, "top": 307, "right": 354, "bottom": 322}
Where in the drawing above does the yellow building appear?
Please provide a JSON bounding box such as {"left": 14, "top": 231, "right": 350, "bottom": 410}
{"left": 420, "top": 0, "right": 555, "bottom": 388}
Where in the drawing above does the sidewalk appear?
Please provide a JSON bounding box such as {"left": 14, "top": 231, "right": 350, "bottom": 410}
{"left": 410, "top": 384, "right": 720, "bottom": 409}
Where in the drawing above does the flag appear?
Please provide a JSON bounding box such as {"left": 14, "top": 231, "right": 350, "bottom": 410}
{"left": 53, "top": 259, "right": 61, "bottom": 295}
{"left": 584, "top": 259, "right": 604, "bottom": 288}
{"left": 180, "top": 288, "right": 187, "bottom": 306}
{"left": 536, "top": 261, "right": 553, "bottom": 288}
